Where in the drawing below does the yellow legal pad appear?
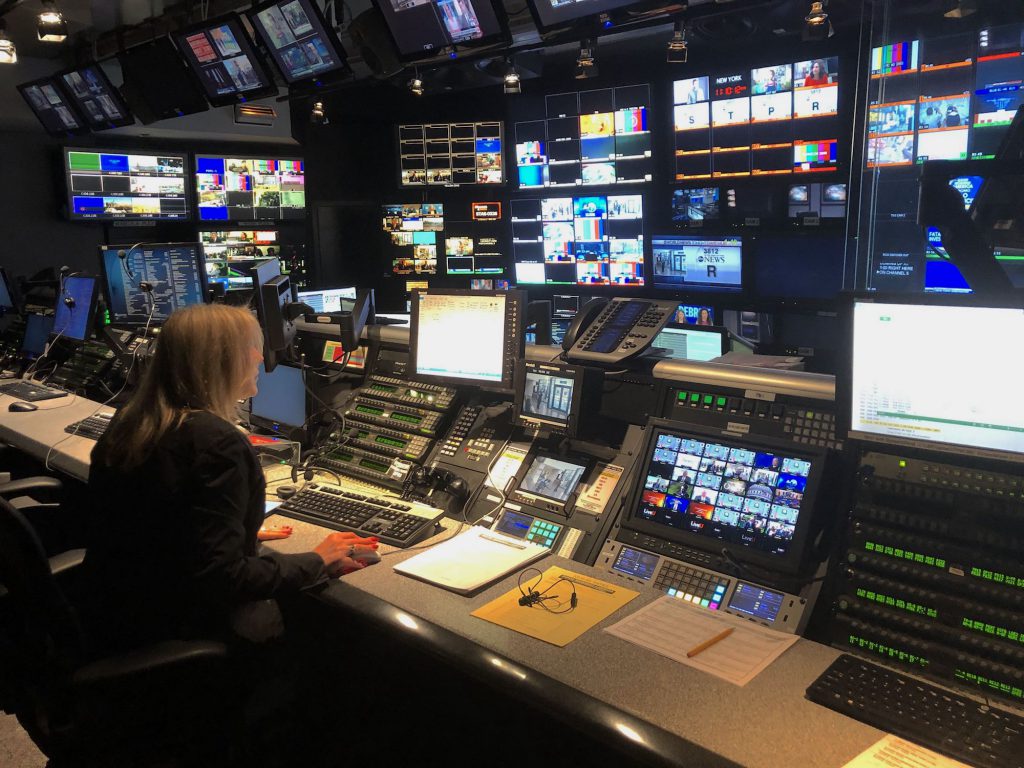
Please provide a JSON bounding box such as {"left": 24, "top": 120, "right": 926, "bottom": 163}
{"left": 472, "top": 566, "right": 639, "bottom": 647}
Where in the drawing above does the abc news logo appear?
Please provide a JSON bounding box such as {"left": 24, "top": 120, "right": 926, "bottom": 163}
{"left": 696, "top": 252, "right": 727, "bottom": 277}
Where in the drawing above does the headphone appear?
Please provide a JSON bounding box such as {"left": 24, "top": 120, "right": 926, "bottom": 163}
{"left": 59, "top": 266, "right": 78, "bottom": 310}
{"left": 517, "top": 568, "right": 578, "bottom": 613}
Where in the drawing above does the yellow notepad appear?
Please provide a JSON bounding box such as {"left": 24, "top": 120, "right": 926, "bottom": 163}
{"left": 472, "top": 566, "right": 638, "bottom": 647}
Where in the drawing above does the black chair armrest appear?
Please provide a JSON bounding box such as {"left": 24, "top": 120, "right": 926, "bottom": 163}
{"left": 73, "top": 640, "right": 229, "bottom": 687}
{"left": 48, "top": 548, "right": 86, "bottom": 577}
{"left": 0, "top": 476, "right": 64, "bottom": 500}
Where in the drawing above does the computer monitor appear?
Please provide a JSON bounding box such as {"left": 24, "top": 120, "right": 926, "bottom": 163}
{"left": 247, "top": 0, "right": 347, "bottom": 85}
{"left": 21, "top": 314, "right": 55, "bottom": 358}
{"left": 0, "top": 268, "right": 15, "bottom": 312}
{"left": 250, "top": 258, "right": 295, "bottom": 373}
{"left": 653, "top": 324, "right": 728, "bottom": 362}
{"left": 515, "top": 361, "right": 584, "bottom": 436}
{"left": 53, "top": 275, "right": 98, "bottom": 342}
{"left": 65, "top": 148, "right": 190, "bottom": 221}
{"left": 250, "top": 363, "right": 306, "bottom": 437}
{"left": 57, "top": 65, "right": 134, "bottom": 131}
{"left": 621, "top": 420, "right": 824, "bottom": 575}
{"left": 100, "top": 243, "right": 208, "bottom": 325}
{"left": 296, "top": 286, "right": 357, "bottom": 312}
{"left": 848, "top": 298, "right": 1024, "bottom": 463}
{"left": 409, "top": 288, "right": 524, "bottom": 392}
{"left": 373, "top": 0, "right": 508, "bottom": 60}
{"left": 652, "top": 235, "right": 743, "bottom": 292}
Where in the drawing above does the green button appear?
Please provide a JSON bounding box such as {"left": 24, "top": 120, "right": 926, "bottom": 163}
{"left": 716, "top": 396, "right": 727, "bottom": 407}
{"left": 703, "top": 395, "right": 713, "bottom": 406}
{"left": 690, "top": 393, "right": 700, "bottom": 404}
{"left": 678, "top": 391, "right": 689, "bottom": 402}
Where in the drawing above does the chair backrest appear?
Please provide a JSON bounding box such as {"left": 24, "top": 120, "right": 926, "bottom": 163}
{"left": 0, "top": 496, "right": 83, "bottom": 682}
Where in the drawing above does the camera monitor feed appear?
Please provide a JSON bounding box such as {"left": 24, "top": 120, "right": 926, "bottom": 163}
{"left": 522, "top": 366, "right": 576, "bottom": 430}
{"left": 652, "top": 235, "right": 743, "bottom": 291}
{"left": 520, "top": 455, "right": 587, "bottom": 503}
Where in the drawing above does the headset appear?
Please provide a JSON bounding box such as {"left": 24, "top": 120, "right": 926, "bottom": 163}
{"left": 410, "top": 464, "right": 470, "bottom": 501}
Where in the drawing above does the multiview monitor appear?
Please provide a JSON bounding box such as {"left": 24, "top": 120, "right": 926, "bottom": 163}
{"left": 373, "top": 0, "right": 508, "bottom": 59}
{"left": 248, "top": 0, "right": 347, "bottom": 85}
{"left": 17, "top": 76, "right": 87, "bottom": 137}
{"left": 58, "top": 65, "right": 134, "bottom": 131}
{"left": 399, "top": 122, "right": 503, "bottom": 186}
{"left": 384, "top": 203, "right": 444, "bottom": 276}
{"left": 65, "top": 148, "right": 189, "bottom": 221}
{"left": 195, "top": 156, "right": 305, "bottom": 221}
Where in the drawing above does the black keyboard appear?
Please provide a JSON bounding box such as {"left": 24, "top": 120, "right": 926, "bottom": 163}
{"left": 275, "top": 483, "right": 445, "bottom": 548}
{"left": 0, "top": 380, "right": 68, "bottom": 402}
{"left": 65, "top": 413, "right": 113, "bottom": 440}
{"left": 806, "top": 654, "right": 1024, "bottom": 768}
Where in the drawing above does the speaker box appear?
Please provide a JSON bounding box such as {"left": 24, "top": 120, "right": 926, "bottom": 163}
{"left": 348, "top": 9, "right": 403, "bottom": 79}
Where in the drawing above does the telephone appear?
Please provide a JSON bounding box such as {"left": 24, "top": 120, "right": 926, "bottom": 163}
{"left": 562, "top": 297, "right": 679, "bottom": 365}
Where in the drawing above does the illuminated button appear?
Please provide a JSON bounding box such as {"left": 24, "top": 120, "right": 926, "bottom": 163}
{"left": 690, "top": 393, "right": 701, "bottom": 405}
{"left": 709, "top": 603, "right": 719, "bottom": 610}
{"left": 716, "top": 396, "right": 727, "bottom": 409}
{"left": 703, "top": 395, "right": 714, "bottom": 407}
{"left": 700, "top": 599, "right": 710, "bottom": 607}
{"left": 715, "top": 585, "right": 726, "bottom": 593}
{"left": 667, "top": 589, "right": 677, "bottom": 596}
{"left": 678, "top": 391, "right": 688, "bottom": 402}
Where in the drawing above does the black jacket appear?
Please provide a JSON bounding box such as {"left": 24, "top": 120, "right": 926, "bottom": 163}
{"left": 84, "top": 410, "right": 324, "bottom": 650}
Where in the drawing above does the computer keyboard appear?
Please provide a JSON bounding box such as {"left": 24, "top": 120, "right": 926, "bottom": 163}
{"left": 0, "top": 380, "right": 68, "bottom": 402}
{"left": 806, "top": 654, "right": 1024, "bottom": 768}
{"left": 65, "top": 413, "right": 113, "bottom": 441}
{"left": 275, "top": 483, "right": 445, "bottom": 548}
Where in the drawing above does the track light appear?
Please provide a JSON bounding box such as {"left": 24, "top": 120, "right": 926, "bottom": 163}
{"left": 0, "top": 21, "right": 16, "bottom": 64}
{"left": 408, "top": 68, "right": 424, "bottom": 96}
{"left": 667, "top": 21, "right": 688, "bottom": 64}
{"left": 310, "top": 101, "right": 328, "bottom": 125}
{"left": 803, "top": 1, "right": 833, "bottom": 40}
{"left": 37, "top": 1, "right": 68, "bottom": 43}
{"left": 943, "top": 0, "right": 977, "bottom": 18}
{"left": 503, "top": 60, "right": 521, "bottom": 94}
{"left": 575, "top": 39, "right": 597, "bottom": 80}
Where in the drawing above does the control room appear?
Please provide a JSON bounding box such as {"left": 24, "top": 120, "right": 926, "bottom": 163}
{"left": 0, "top": 0, "right": 1022, "bottom": 766}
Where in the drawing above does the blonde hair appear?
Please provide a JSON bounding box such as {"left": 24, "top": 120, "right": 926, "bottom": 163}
{"left": 98, "top": 304, "right": 263, "bottom": 469}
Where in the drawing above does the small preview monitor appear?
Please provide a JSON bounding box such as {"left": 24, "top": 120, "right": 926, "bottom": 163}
{"left": 248, "top": 0, "right": 347, "bottom": 84}
{"left": 516, "top": 361, "right": 583, "bottom": 436}
{"left": 624, "top": 420, "right": 823, "bottom": 575}
{"left": 66, "top": 148, "right": 189, "bottom": 221}
{"left": 849, "top": 299, "right": 1024, "bottom": 463}
{"left": 517, "top": 454, "right": 588, "bottom": 505}
{"left": 17, "top": 76, "right": 87, "bottom": 137}
{"left": 652, "top": 235, "right": 743, "bottom": 292}
{"left": 195, "top": 155, "right": 305, "bottom": 221}
{"left": 251, "top": 362, "right": 307, "bottom": 436}
{"left": 100, "top": 243, "right": 208, "bottom": 325}
{"left": 172, "top": 13, "right": 278, "bottom": 106}
{"left": 296, "top": 286, "right": 358, "bottom": 312}
{"left": 53, "top": 276, "right": 98, "bottom": 342}
{"left": 57, "top": 65, "right": 134, "bottom": 131}
{"left": 671, "top": 304, "right": 715, "bottom": 325}
{"left": 373, "top": 0, "right": 508, "bottom": 60}
{"left": 672, "top": 188, "right": 720, "bottom": 223}
{"left": 22, "top": 314, "right": 55, "bottom": 358}
{"left": 653, "top": 324, "right": 728, "bottom": 362}
{"left": 409, "top": 288, "right": 524, "bottom": 392}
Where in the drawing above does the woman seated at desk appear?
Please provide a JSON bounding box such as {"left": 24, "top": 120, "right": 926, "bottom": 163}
{"left": 83, "top": 303, "right": 376, "bottom": 651}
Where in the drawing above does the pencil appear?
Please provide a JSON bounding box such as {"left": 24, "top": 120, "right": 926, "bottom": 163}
{"left": 686, "top": 627, "right": 734, "bottom": 658}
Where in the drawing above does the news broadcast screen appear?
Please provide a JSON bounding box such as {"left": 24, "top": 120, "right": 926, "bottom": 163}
{"left": 651, "top": 235, "right": 743, "bottom": 292}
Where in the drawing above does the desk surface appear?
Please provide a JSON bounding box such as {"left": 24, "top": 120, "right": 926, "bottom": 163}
{"left": 0, "top": 391, "right": 108, "bottom": 482}
{"left": 266, "top": 513, "right": 883, "bottom": 768}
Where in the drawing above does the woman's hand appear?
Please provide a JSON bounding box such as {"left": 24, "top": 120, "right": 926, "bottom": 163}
{"left": 257, "top": 524, "right": 293, "bottom": 541}
{"left": 313, "top": 531, "right": 380, "bottom": 577}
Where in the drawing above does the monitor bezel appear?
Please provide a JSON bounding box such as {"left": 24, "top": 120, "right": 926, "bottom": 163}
{"left": 99, "top": 242, "right": 210, "bottom": 327}
{"left": 171, "top": 12, "right": 279, "bottom": 107}
{"left": 16, "top": 76, "right": 89, "bottom": 137}
{"left": 54, "top": 63, "right": 135, "bottom": 131}
{"left": 21, "top": 313, "right": 55, "bottom": 358}
{"left": 514, "top": 360, "right": 584, "bottom": 437}
{"left": 619, "top": 418, "right": 826, "bottom": 576}
{"left": 52, "top": 274, "right": 99, "bottom": 342}
{"left": 408, "top": 287, "right": 523, "bottom": 393}
{"left": 194, "top": 153, "right": 306, "bottom": 224}
{"left": 653, "top": 323, "right": 729, "bottom": 361}
{"left": 246, "top": 0, "right": 349, "bottom": 86}
{"left": 64, "top": 146, "right": 192, "bottom": 223}
{"left": 370, "top": 0, "right": 510, "bottom": 62}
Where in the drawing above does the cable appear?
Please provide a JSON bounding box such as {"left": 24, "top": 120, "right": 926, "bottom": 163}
{"left": 517, "top": 567, "right": 577, "bottom": 614}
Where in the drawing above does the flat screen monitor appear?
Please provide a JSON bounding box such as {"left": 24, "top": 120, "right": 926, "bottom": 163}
{"left": 515, "top": 360, "right": 583, "bottom": 436}
{"left": 251, "top": 362, "right": 306, "bottom": 435}
{"left": 673, "top": 187, "right": 720, "bottom": 223}
{"left": 195, "top": 156, "right": 305, "bottom": 221}
{"left": 17, "top": 76, "right": 87, "bottom": 137}
{"left": 384, "top": 203, "right": 444, "bottom": 276}
{"left": 517, "top": 454, "right": 588, "bottom": 504}
{"left": 672, "top": 304, "right": 715, "bottom": 325}
{"left": 849, "top": 299, "right": 1024, "bottom": 463}
{"left": 66, "top": 148, "right": 189, "bottom": 221}
{"left": 373, "top": 0, "right": 507, "bottom": 60}
{"left": 296, "top": 286, "right": 357, "bottom": 312}
{"left": 172, "top": 13, "right": 278, "bottom": 106}
{"left": 399, "top": 122, "right": 503, "bottom": 186}
{"left": 247, "top": 0, "right": 347, "bottom": 85}
{"left": 652, "top": 235, "right": 743, "bottom": 292}
{"left": 622, "top": 420, "right": 823, "bottom": 575}
{"left": 409, "top": 288, "right": 524, "bottom": 391}
{"left": 22, "top": 314, "right": 54, "bottom": 358}
{"left": 0, "top": 268, "right": 15, "bottom": 311}
{"left": 754, "top": 234, "right": 845, "bottom": 300}
{"left": 100, "top": 243, "right": 208, "bottom": 325}
{"left": 57, "top": 65, "right": 134, "bottom": 131}
{"left": 653, "top": 325, "right": 728, "bottom": 361}
{"left": 117, "top": 37, "right": 210, "bottom": 122}
{"left": 526, "top": 0, "right": 649, "bottom": 32}
{"left": 53, "top": 276, "right": 98, "bottom": 342}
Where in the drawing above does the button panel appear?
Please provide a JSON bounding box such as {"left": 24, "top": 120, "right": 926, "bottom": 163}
{"left": 656, "top": 562, "right": 730, "bottom": 609}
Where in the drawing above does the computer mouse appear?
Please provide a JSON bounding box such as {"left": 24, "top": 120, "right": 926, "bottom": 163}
{"left": 352, "top": 550, "right": 381, "bottom": 566}
{"left": 8, "top": 401, "right": 38, "bottom": 412}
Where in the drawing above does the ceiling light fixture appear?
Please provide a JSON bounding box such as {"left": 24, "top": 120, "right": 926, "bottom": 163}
{"left": 310, "top": 101, "right": 328, "bottom": 125}
{"left": 943, "top": 0, "right": 977, "bottom": 18}
{"left": 407, "top": 66, "right": 424, "bottom": 96}
{"left": 667, "top": 20, "right": 688, "bottom": 64}
{"left": 37, "top": 1, "right": 68, "bottom": 43}
{"left": 503, "top": 59, "right": 521, "bottom": 94}
{"left": 803, "top": 1, "right": 834, "bottom": 40}
{"left": 0, "top": 20, "right": 16, "bottom": 64}
{"left": 575, "top": 39, "right": 597, "bottom": 80}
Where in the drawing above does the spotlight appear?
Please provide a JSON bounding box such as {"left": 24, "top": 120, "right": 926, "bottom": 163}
{"left": 37, "top": 1, "right": 68, "bottom": 43}
{"left": 667, "top": 21, "right": 688, "bottom": 64}
{"left": 408, "top": 75, "right": 424, "bottom": 96}
{"left": 503, "top": 60, "right": 521, "bottom": 94}
{"left": 0, "top": 21, "right": 16, "bottom": 64}
{"left": 575, "top": 39, "right": 597, "bottom": 80}
{"left": 803, "top": 1, "right": 834, "bottom": 40}
{"left": 943, "top": 0, "right": 977, "bottom": 18}
{"left": 310, "top": 101, "right": 328, "bottom": 125}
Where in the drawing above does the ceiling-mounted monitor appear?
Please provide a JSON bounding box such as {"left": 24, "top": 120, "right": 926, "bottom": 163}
{"left": 117, "top": 37, "right": 210, "bottom": 123}
{"left": 57, "top": 64, "right": 134, "bottom": 131}
{"left": 525, "top": 0, "right": 656, "bottom": 33}
{"left": 172, "top": 13, "right": 278, "bottom": 106}
{"left": 17, "top": 76, "right": 88, "bottom": 137}
{"left": 372, "top": 0, "right": 508, "bottom": 60}
{"left": 247, "top": 0, "right": 348, "bottom": 85}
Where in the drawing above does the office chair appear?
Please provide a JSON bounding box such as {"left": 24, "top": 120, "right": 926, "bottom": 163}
{"left": 0, "top": 496, "right": 238, "bottom": 767}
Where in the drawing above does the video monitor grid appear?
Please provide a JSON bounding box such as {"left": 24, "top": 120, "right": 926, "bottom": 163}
{"left": 399, "top": 121, "right": 503, "bottom": 186}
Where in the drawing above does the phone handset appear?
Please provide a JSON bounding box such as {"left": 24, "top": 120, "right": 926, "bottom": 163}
{"left": 563, "top": 298, "right": 679, "bottom": 365}
{"left": 561, "top": 298, "right": 610, "bottom": 352}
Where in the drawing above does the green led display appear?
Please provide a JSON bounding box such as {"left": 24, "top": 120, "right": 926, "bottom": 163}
{"left": 847, "top": 634, "right": 928, "bottom": 667}
{"left": 855, "top": 588, "right": 938, "bottom": 618}
{"left": 969, "top": 567, "right": 1024, "bottom": 590}
{"left": 954, "top": 669, "right": 1024, "bottom": 700}
{"left": 960, "top": 617, "right": 1024, "bottom": 645}
{"left": 863, "top": 541, "right": 946, "bottom": 569}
